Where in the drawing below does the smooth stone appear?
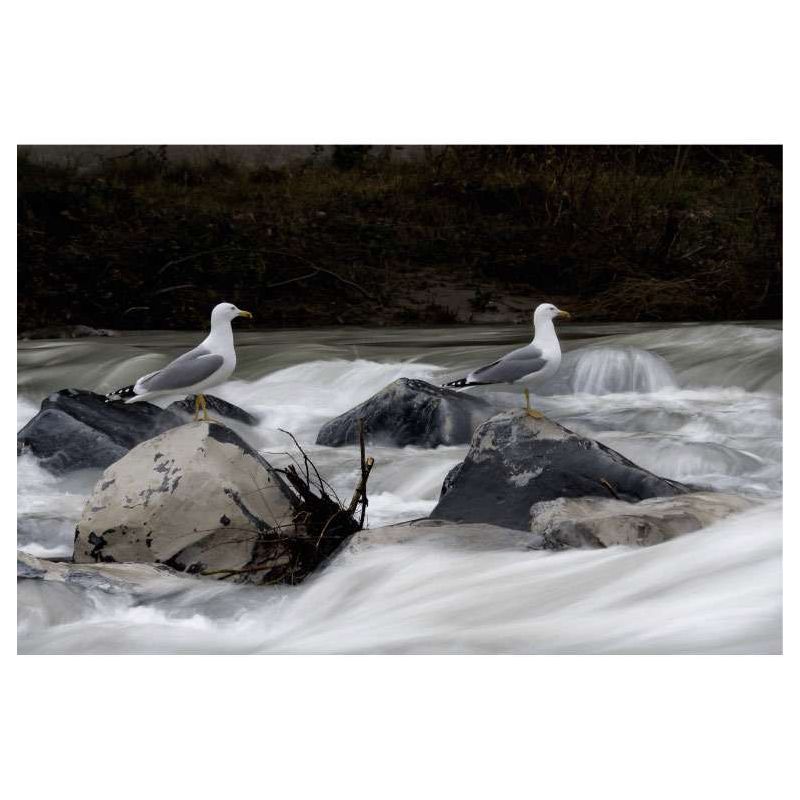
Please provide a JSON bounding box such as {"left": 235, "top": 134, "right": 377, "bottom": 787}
{"left": 73, "top": 422, "right": 309, "bottom": 585}
{"left": 344, "top": 518, "right": 545, "bottom": 553}
{"left": 530, "top": 492, "right": 758, "bottom": 548}
{"left": 17, "top": 550, "right": 190, "bottom": 593}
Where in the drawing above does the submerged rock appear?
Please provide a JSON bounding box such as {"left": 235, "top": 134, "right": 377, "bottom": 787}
{"left": 72, "top": 422, "right": 354, "bottom": 585}
{"left": 530, "top": 492, "right": 756, "bottom": 548}
{"left": 345, "top": 518, "right": 546, "bottom": 553}
{"left": 316, "top": 378, "right": 496, "bottom": 448}
{"left": 430, "top": 410, "right": 690, "bottom": 531}
{"left": 17, "top": 550, "right": 190, "bottom": 593}
{"left": 18, "top": 325, "right": 118, "bottom": 340}
{"left": 17, "top": 389, "right": 257, "bottom": 474}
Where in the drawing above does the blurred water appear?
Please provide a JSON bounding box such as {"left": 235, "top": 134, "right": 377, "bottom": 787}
{"left": 17, "top": 321, "right": 782, "bottom": 653}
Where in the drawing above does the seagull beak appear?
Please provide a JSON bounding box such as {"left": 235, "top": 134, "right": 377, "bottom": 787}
{"left": 238, "top": 310, "right": 253, "bottom": 319}
{"left": 557, "top": 310, "right": 571, "bottom": 320}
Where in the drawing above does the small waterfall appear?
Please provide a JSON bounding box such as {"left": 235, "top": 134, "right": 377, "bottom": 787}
{"left": 541, "top": 347, "right": 678, "bottom": 395}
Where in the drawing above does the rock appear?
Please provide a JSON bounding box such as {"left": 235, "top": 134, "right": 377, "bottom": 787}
{"left": 165, "top": 394, "right": 259, "bottom": 426}
{"left": 18, "top": 324, "right": 117, "bottom": 340}
{"left": 17, "top": 389, "right": 183, "bottom": 474}
{"left": 72, "top": 422, "right": 351, "bottom": 585}
{"left": 530, "top": 492, "right": 757, "bottom": 548}
{"left": 344, "top": 518, "right": 546, "bottom": 553}
{"left": 316, "top": 378, "right": 496, "bottom": 448}
{"left": 430, "top": 410, "right": 690, "bottom": 531}
{"left": 17, "top": 550, "right": 190, "bottom": 593}
{"left": 17, "top": 389, "right": 257, "bottom": 474}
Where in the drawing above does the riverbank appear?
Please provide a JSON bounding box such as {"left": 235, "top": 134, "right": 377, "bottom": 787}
{"left": 18, "top": 145, "right": 782, "bottom": 331}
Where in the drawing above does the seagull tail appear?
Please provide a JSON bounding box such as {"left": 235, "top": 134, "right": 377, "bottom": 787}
{"left": 105, "top": 384, "right": 137, "bottom": 403}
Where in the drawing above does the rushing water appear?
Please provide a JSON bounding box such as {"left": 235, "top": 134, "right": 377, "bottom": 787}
{"left": 17, "top": 321, "right": 782, "bottom": 653}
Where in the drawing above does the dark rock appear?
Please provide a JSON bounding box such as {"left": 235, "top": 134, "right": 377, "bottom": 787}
{"left": 316, "top": 378, "right": 496, "bottom": 448}
{"left": 165, "top": 394, "right": 259, "bottom": 426}
{"left": 430, "top": 410, "right": 691, "bottom": 531}
{"left": 17, "top": 389, "right": 258, "bottom": 474}
{"left": 17, "top": 389, "right": 182, "bottom": 474}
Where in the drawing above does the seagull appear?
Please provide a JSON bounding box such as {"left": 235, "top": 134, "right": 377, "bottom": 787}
{"left": 442, "top": 303, "right": 571, "bottom": 418}
{"left": 106, "top": 302, "right": 253, "bottom": 420}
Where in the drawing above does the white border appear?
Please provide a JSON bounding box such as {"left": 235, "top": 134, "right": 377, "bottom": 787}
{"left": 4, "top": 2, "right": 795, "bottom": 798}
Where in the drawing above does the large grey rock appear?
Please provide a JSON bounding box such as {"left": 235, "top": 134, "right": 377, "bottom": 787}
{"left": 316, "top": 378, "right": 496, "bottom": 448}
{"left": 17, "top": 389, "right": 256, "bottom": 474}
{"left": 72, "top": 422, "right": 334, "bottom": 585}
{"left": 530, "top": 492, "right": 757, "bottom": 548}
{"left": 430, "top": 410, "right": 690, "bottom": 531}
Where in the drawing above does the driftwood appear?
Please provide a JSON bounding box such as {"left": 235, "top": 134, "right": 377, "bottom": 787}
{"left": 201, "top": 421, "right": 375, "bottom": 584}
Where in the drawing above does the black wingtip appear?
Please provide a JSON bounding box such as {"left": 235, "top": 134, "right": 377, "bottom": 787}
{"left": 442, "top": 377, "right": 487, "bottom": 389}
{"left": 105, "top": 384, "right": 136, "bottom": 403}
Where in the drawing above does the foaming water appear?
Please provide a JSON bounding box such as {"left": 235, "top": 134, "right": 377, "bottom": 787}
{"left": 18, "top": 502, "right": 782, "bottom": 654}
{"left": 17, "top": 321, "right": 782, "bottom": 653}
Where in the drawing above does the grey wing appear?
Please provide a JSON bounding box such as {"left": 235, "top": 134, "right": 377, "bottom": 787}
{"left": 468, "top": 343, "right": 547, "bottom": 384}
{"left": 137, "top": 346, "right": 224, "bottom": 393}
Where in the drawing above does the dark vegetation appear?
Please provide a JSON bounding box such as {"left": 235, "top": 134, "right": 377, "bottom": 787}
{"left": 17, "top": 145, "right": 782, "bottom": 330}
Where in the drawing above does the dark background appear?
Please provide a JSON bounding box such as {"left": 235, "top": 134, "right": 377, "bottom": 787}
{"left": 17, "top": 144, "right": 782, "bottom": 332}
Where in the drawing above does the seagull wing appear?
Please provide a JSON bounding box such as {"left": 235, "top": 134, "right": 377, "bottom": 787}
{"left": 135, "top": 346, "right": 224, "bottom": 393}
{"left": 467, "top": 343, "right": 547, "bottom": 384}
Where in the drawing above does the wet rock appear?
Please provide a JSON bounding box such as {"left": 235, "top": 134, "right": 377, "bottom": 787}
{"left": 530, "top": 492, "right": 757, "bottom": 548}
{"left": 165, "top": 394, "right": 259, "bottom": 426}
{"left": 17, "top": 389, "right": 182, "bottom": 474}
{"left": 17, "top": 389, "right": 257, "bottom": 474}
{"left": 316, "top": 378, "right": 496, "bottom": 448}
{"left": 17, "top": 550, "right": 189, "bottom": 592}
{"left": 344, "top": 518, "right": 545, "bottom": 553}
{"left": 430, "top": 410, "right": 690, "bottom": 531}
{"left": 72, "top": 422, "right": 338, "bottom": 585}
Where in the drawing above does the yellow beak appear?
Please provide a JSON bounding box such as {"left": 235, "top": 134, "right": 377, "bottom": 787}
{"left": 238, "top": 310, "right": 253, "bottom": 319}
{"left": 557, "top": 310, "right": 571, "bottom": 320}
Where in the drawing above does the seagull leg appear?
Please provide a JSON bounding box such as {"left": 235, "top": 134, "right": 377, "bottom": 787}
{"left": 524, "top": 388, "right": 544, "bottom": 419}
{"left": 193, "top": 394, "right": 201, "bottom": 422}
{"left": 199, "top": 394, "right": 209, "bottom": 422}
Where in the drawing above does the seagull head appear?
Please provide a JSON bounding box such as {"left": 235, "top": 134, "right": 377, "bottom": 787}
{"left": 533, "top": 303, "right": 571, "bottom": 326}
{"left": 211, "top": 302, "right": 253, "bottom": 325}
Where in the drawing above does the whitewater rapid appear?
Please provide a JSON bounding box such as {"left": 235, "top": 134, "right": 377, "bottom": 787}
{"left": 17, "top": 322, "right": 782, "bottom": 653}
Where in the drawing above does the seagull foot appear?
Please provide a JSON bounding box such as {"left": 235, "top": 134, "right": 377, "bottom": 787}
{"left": 522, "top": 388, "right": 544, "bottom": 418}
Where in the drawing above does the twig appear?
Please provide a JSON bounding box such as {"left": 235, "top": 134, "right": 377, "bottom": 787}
{"left": 599, "top": 478, "right": 622, "bottom": 500}
{"left": 346, "top": 418, "right": 375, "bottom": 525}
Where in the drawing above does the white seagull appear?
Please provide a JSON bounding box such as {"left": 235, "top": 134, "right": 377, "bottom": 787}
{"left": 442, "top": 302, "right": 571, "bottom": 417}
{"left": 107, "top": 302, "right": 253, "bottom": 420}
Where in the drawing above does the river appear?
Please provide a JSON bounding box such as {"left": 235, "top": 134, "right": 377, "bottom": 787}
{"left": 17, "top": 321, "right": 782, "bottom": 653}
